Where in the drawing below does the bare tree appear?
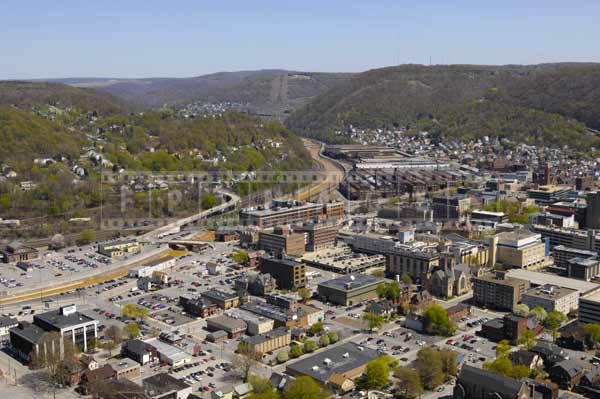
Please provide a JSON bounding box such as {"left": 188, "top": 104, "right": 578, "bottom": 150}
{"left": 232, "top": 342, "right": 261, "bottom": 382}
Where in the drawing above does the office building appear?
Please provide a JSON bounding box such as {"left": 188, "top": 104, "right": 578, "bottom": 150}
{"left": 294, "top": 220, "right": 338, "bottom": 251}
{"left": 472, "top": 271, "right": 530, "bottom": 311}
{"left": 494, "top": 231, "right": 547, "bottom": 270}
{"left": 470, "top": 210, "right": 508, "bottom": 230}
{"left": 528, "top": 212, "right": 575, "bottom": 228}
{"left": 259, "top": 256, "right": 306, "bottom": 290}
{"left": 317, "top": 274, "right": 384, "bottom": 306}
{"left": 258, "top": 225, "right": 306, "bottom": 256}
{"left": 527, "top": 185, "right": 572, "bottom": 205}
{"left": 531, "top": 224, "right": 599, "bottom": 251}
{"left": 521, "top": 284, "right": 579, "bottom": 314}
{"left": 240, "top": 200, "right": 344, "bottom": 229}
{"left": 386, "top": 246, "right": 440, "bottom": 283}
{"left": 32, "top": 305, "right": 98, "bottom": 352}
{"left": 432, "top": 195, "right": 471, "bottom": 221}
{"left": 579, "top": 291, "right": 600, "bottom": 324}
{"left": 553, "top": 245, "right": 597, "bottom": 269}
{"left": 567, "top": 257, "right": 600, "bottom": 281}
{"left": 586, "top": 191, "right": 600, "bottom": 229}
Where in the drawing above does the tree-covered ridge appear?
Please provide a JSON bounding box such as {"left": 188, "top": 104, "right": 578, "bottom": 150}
{"left": 0, "top": 107, "right": 85, "bottom": 166}
{"left": 0, "top": 81, "right": 125, "bottom": 114}
{"left": 286, "top": 63, "right": 600, "bottom": 148}
{"left": 93, "top": 111, "right": 312, "bottom": 172}
{"left": 431, "top": 99, "right": 597, "bottom": 150}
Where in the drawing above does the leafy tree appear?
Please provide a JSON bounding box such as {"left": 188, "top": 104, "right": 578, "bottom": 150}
{"left": 309, "top": 321, "right": 325, "bottom": 336}
{"left": 529, "top": 306, "right": 548, "bottom": 323}
{"left": 483, "top": 357, "right": 513, "bottom": 376}
{"left": 122, "top": 304, "right": 139, "bottom": 319}
{"left": 395, "top": 367, "right": 423, "bottom": 399}
{"left": 124, "top": 323, "right": 141, "bottom": 339}
{"left": 304, "top": 340, "right": 317, "bottom": 353}
{"left": 232, "top": 251, "right": 250, "bottom": 264}
{"left": 439, "top": 349, "right": 458, "bottom": 377}
{"left": 509, "top": 365, "right": 531, "bottom": 379}
{"left": 276, "top": 351, "right": 289, "bottom": 363}
{"left": 298, "top": 288, "right": 312, "bottom": 302}
{"left": 327, "top": 331, "right": 339, "bottom": 344}
{"left": 290, "top": 344, "right": 304, "bottom": 358}
{"left": 545, "top": 311, "right": 566, "bottom": 342}
{"left": 248, "top": 374, "right": 280, "bottom": 399}
{"left": 483, "top": 357, "right": 531, "bottom": 379}
{"left": 422, "top": 304, "right": 456, "bottom": 336}
{"left": 319, "top": 335, "right": 330, "bottom": 347}
{"left": 87, "top": 337, "right": 100, "bottom": 352}
{"left": 514, "top": 304, "right": 530, "bottom": 317}
{"left": 517, "top": 329, "right": 537, "bottom": 350}
{"left": 376, "top": 282, "right": 401, "bottom": 301}
{"left": 415, "top": 347, "right": 444, "bottom": 390}
{"left": 363, "top": 357, "right": 390, "bottom": 390}
{"left": 585, "top": 324, "right": 600, "bottom": 348}
{"left": 495, "top": 339, "right": 511, "bottom": 358}
{"left": 283, "top": 376, "right": 330, "bottom": 399}
{"left": 363, "top": 312, "right": 385, "bottom": 333}
{"left": 401, "top": 273, "right": 413, "bottom": 285}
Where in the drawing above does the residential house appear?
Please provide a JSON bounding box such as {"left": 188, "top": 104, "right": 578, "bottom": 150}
{"left": 509, "top": 350, "right": 544, "bottom": 371}
{"left": 549, "top": 359, "right": 584, "bottom": 390}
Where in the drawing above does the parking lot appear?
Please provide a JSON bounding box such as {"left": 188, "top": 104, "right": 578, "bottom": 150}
{"left": 0, "top": 240, "right": 164, "bottom": 293}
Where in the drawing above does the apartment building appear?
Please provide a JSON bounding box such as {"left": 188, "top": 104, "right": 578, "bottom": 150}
{"left": 386, "top": 246, "right": 440, "bottom": 283}
{"left": 472, "top": 271, "right": 530, "bottom": 311}
{"left": 241, "top": 327, "right": 290, "bottom": 355}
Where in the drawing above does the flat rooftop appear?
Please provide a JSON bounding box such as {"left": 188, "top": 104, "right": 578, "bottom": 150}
{"left": 506, "top": 269, "right": 600, "bottom": 295}
{"left": 523, "top": 284, "right": 578, "bottom": 300}
{"left": 34, "top": 309, "right": 96, "bottom": 329}
{"left": 318, "top": 274, "right": 384, "bottom": 292}
{"left": 286, "top": 342, "right": 379, "bottom": 383}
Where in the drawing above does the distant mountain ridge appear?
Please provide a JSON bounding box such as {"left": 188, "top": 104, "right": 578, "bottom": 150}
{"left": 35, "top": 70, "right": 353, "bottom": 114}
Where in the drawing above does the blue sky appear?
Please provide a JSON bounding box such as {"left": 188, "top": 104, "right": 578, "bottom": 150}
{"left": 1, "top": 0, "right": 600, "bottom": 79}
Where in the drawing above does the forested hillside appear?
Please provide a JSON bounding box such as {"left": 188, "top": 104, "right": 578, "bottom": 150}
{"left": 0, "top": 81, "right": 125, "bottom": 114}
{"left": 286, "top": 63, "right": 600, "bottom": 148}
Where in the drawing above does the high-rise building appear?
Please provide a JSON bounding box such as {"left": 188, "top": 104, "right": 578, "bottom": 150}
{"left": 586, "top": 191, "right": 600, "bottom": 229}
